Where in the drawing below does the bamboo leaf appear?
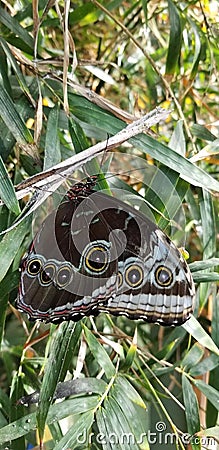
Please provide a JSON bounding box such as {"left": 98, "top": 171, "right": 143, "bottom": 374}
{"left": 83, "top": 324, "right": 116, "bottom": 379}
{"left": 53, "top": 411, "right": 94, "bottom": 450}
{"left": 66, "top": 93, "right": 219, "bottom": 192}
{"left": 36, "top": 322, "right": 77, "bottom": 440}
{"left": 190, "top": 258, "right": 219, "bottom": 272}
{"left": 0, "top": 219, "right": 29, "bottom": 282}
{"left": 0, "top": 396, "right": 98, "bottom": 444}
{"left": 182, "top": 374, "right": 201, "bottom": 450}
{"left": 166, "top": 0, "right": 182, "bottom": 74}
{"left": 0, "top": 37, "right": 32, "bottom": 99}
{"left": 112, "top": 377, "right": 149, "bottom": 449}
{"left": 181, "top": 344, "right": 204, "bottom": 370}
{"left": 193, "top": 379, "right": 219, "bottom": 412}
{"left": 183, "top": 316, "right": 219, "bottom": 355}
{"left": 116, "top": 377, "right": 146, "bottom": 409}
{"left": 0, "top": 155, "right": 20, "bottom": 215}
{"left": 0, "top": 84, "right": 33, "bottom": 144}
{"left": 44, "top": 104, "right": 61, "bottom": 170}
{"left": 190, "top": 353, "right": 219, "bottom": 377}
{"left": 0, "top": 5, "right": 33, "bottom": 51}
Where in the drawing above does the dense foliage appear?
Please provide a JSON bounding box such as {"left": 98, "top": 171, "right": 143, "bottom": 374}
{"left": 0, "top": 1, "right": 219, "bottom": 449}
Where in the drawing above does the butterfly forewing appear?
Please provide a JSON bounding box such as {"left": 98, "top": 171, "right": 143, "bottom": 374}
{"left": 17, "top": 180, "right": 195, "bottom": 325}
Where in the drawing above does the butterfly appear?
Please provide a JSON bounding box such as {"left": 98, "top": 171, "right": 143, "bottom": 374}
{"left": 16, "top": 177, "right": 195, "bottom": 326}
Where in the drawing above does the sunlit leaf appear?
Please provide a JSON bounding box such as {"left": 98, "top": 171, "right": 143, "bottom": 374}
{"left": 83, "top": 325, "right": 116, "bottom": 379}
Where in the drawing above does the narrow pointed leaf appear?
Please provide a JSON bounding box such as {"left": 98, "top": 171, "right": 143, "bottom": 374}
{"left": 0, "top": 5, "right": 33, "bottom": 50}
{"left": 183, "top": 316, "right": 219, "bottom": 355}
{"left": 193, "top": 379, "right": 219, "bottom": 411}
{"left": 112, "top": 378, "right": 149, "bottom": 449}
{"left": 67, "top": 94, "right": 219, "bottom": 192}
{"left": 0, "top": 219, "right": 29, "bottom": 282}
{"left": 83, "top": 325, "right": 116, "bottom": 378}
{"left": 36, "top": 322, "right": 77, "bottom": 440}
{"left": 53, "top": 411, "right": 94, "bottom": 450}
{"left": 44, "top": 104, "right": 61, "bottom": 170}
{"left": 166, "top": 0, "right": 182, "bottom": 74}
{"left": 182, "top": 374, "right": 201, "bottom": 449}
{"left": 0, "top": 84, "right": 33, "bottom": 144}
{"left": 181, "top": 344, "right": 204, "bottom": 370}
{"left": 0, "top": 396, "right": 98, "bottom": 444}
{"left": 96, "top": 407, "right": 113, "bottom": 450}
{"left": 0, "top": 156, "right": 20, "bottom": 215}
{"left": 116, "top": 377, "right": 146, "bottom": 409}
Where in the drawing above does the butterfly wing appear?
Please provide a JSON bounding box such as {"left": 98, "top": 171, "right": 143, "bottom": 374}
{"left": 98, "top": 224, "right": 194, "bottom": 325}
{"left": 17, "top": 186, "right": 195, "bottom": 325}
{"left": 17, "top": 191, "right": 119, "bottom": 322}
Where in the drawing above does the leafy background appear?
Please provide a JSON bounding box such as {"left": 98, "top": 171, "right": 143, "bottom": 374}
{"left": 0, "top": 1, "right": 219, "bottom": 449}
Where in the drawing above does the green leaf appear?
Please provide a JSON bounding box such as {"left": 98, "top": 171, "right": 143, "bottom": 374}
{"left": 199, "top": 189, "right": 216, "bottom": 307}
{"left": 191, "top": 124, "right": 216, "bottom": 142}
{"left": 69, "top": 3, "right": 99, "bottom": 25}
{"left": 53, "top": 410, "right": 94, "bottom": 450}
{"left": 182, "top": 374, "right": 201, "bottom": 449}
{"left": 68, "top": 116, "right": 90, "bottom": 153}
{"left": 181, "top": 343, "right": 204, "bottom": 370}
{"left": 0, "top": 396, "right": 98, "bottom": 444}
{"left": 66, "top": 93, "right": 219, "bottom": 192}
{"left": 101, "top": 397, "right": 129, "bottom": 450}
{"left": 207, "top": 292, "right": 219, "bottom": 427}
{"left": 193, "top": 379, "right": 219, "bottom": 411}
{"left": 199, "top": 190, "right": 216, "bottom": 260}
{"left": 120, "top": 341, "right": 137, "bottom": 371}
{"left": 96, "top": 407, "right": 112, "bottom": 450}
{"left": 116, "top": 377, "right": 146, "bottom": 409}
{"left": 9, "top": 372, "right": 26, "bottom": 450}
{"left": 58, "top": 321, "right": 82, "bottom": 382}
{"left": 83, "top": 324, "right": 116, "bottom": 378}
{"left": 169, "top": 120, "right": 186, "bottom": 155}
{"left": 0, "top": 37, "right": 32, "bottom": 99}
{"left": 166, "top": 0, "right": 182, "bottom": 74}
{"left": 0, "top": 5, "right": 33, "bottom": 51}
{"left": 190, "top": 353, "right": 219, "bottom": 377}
{"left": 183, "top": 316, "right": 219, "bottom": 355}
{"left": 112, "top": 377, "right": 149, "bottom": 449}
{"left": 36, "top": 322, "right": 77, "bottom": 440}
{"left": 189, "top": 20, "right": 202, "bottom": 80}
{"left": 190, "top": 258, "right": 219, "bottom": 272}
{"left": 192, "top": 272, "right": 219, "bottom": 283}
{"left": 0, "top": 84, "right": 33, "bottom": 144}
{"left": 0, "top": 156, "right": 20, "bottom": 215}
{"left": 48, "top": 395, "right": 98, "bottom": 419}
{"left": 0, "top": 219, "right": 29, "bottom": 283}
{"left": 0, "top": 43, "right": 12, "bottom": 97}
{"left": 134, "top": 133, "right": 219, "bottom": 192}
{"left": 147, "top": 163, "right": 189, "bottom": 232}
{"left": 0, "top": 411, "right": 36, "bottom": 444}
{"left": 44, "top": 104, "right": 61, "bottom": 170}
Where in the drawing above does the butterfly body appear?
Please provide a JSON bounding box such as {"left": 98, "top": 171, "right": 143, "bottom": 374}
{"left": 17, "top": 180, "right": 195, "bottom": 325}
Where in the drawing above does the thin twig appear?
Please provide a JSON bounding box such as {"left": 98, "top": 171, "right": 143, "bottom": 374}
{"left": 15, "top": 107, "right": 170, "bottom": 196}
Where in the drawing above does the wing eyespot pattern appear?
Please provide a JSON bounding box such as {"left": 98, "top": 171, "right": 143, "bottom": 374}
{"left": 81, "top": 241, "right": 111, "bottom": 275}
{"left": 155, "top": 266, "right": 173, "bottom": 287}
{"left": 125, "top": 264, "right": 144, "bottom": 288}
